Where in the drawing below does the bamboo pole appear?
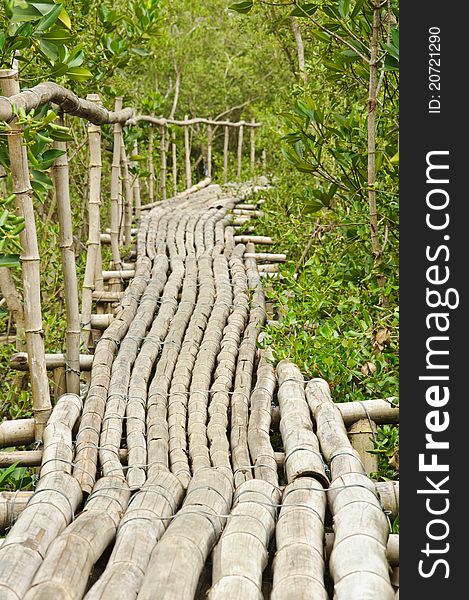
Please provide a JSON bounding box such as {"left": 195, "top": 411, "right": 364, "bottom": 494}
{"left": 0, "top": 491, "right": 32, "bottom": 534}
{"left": 250, "top": 118, "right": 256, "bottom": 176}
{"left": 207, "top": 123, "right": 213, "bottom": 178}
{"left": 10, "top": 352, "right": 93, "bottom": 371}
{"left": 0, "top": 69, "right": 52, "bottom": 440}
{"left": 160, "top": 124, "right": 167, "bottom": 201}
{"left": 120, "top": 139, "right": 133, "bottom": 246}
{"left": 132, "top": 140, "right": 142, "bottom": 220}
{"left": 51, "top": 119, "right": 81, "bottom": 395}
{"left": 184, "top": 115, "right": 192, "bottom": 188}
{"left": 272, "top": 477, "right": 328, "bottom": 600}
{"left": 148, "top": 115, "right": 155, "bottom": 204}
{"left": 306, "top": 378, "right": 394, "bottom": 599}
{"left": 0, "top": 418, "right": 35, "bottom": 448}
{"left": 223, "top": 125, "right": 229, "bottom": 184}
{"left": 237, "top": 123, "right": 244, "bottom": 179}
{"left": 81, "top": 95, "right": 102, "bottom": 351}
{"left": 348, "top": 418, "right": 379, "bottom": 476}
{"left": 261, "top": 148, "right": 267, "bottom": 171}
{"left": 110, "top": 97, "right": 123, "bottom": 269}
{"left": 172, "top": 129, "right": 177, "bottom": 195}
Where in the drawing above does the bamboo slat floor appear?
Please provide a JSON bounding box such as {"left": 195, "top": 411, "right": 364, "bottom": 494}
{"left": 0, "top": 182, "right": 399, "bottom": 599}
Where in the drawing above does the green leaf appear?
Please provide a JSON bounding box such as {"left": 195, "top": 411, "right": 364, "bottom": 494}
{"left": 131, "top": 47, "right": 150, "bottom": 57}
{"left": 66, "top": 67, "right": 93, "bottom": 81}
{"left": 338, "top": 0, "right": 351, "bottom": 19}
{"left": 38, "top": 38, "right": 59, "bottom": 61}
{"left": 41, "top": 27, "right": 73, "bottom": 42}
{"left": 58, "top": 6, "right": 72, "bottom": 29}
{"left": 0, "top": 254, "right": 21, "bottom": 268}
{"left": 229, "top": 1, "right": 253, "bottom": 14}
{"left": 311, "top": 29, "right": 331, "bottom": 43}
{"left": 67, "top": 48, "right": 84, "bottom": 68}
{"left": 35, "top": 3, "right": 63, "bottom": 34}
{"left": 11, "top": 5, "right": 43, "bottom": 22}
{"left": 129, "top": 154, "right": 146, "bottom": 161}
{"left": 290, "top": 4, "right": 318, "bottom": 17}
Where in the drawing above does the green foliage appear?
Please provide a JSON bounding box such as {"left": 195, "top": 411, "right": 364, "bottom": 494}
{"left": 0, "top": 463, "right": 36, "bottom": 491}
{"left": 369, "top": 424, "right": 400, "bottom": 481}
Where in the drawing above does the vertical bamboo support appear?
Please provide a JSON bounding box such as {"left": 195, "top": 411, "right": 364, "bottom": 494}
{"left": 51, "top": 123, "right": 81, "bottom": 395}
{"left": 148, "top": 115, "right": 155, "bottom": 204}
{"left": 184, "top": 115, "right": 192, "bottom": 189}
{"left": 223, "top": 126, "right": 229, "bottom": 184}
{"left": 160, "top": 125, "right": 167, "bottom": 201}
{"left": 132, "top": 140, "right": 142, "bottom": 220}
{"left": 110, "top": 97, "right": 122, "bottom": 269}
{"left": 118, "top": 163, "right": 124, "bottom": 245}
{"left": 207, "top": 123, "right": 212, "bottom": 178}
{"left": 348, "top": 418, "right": 379, "bottom": 476}
{"left": 250, "top": 120, "right": 256, "bottom": 177}
{"left": 262, "top": 148, "right": 267, "bottom": 172}
{"left": 0, "top": 69, "right": 52, "bottom": 440}
{"left": 172, "top": 129, "right": 177, "bottom": 195}
{"left": 121, "top": 139, "right": 133, "bottom": 246}
{"left": 81, "top": 94, "right": 102, "bottom": 351}
{"left": 237, "top": 124, "right": 244, "bottom": 179}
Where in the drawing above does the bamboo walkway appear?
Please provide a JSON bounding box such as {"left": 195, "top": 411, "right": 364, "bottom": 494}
{"left": 0, "top": 183, "right": 399, "bottom": 599}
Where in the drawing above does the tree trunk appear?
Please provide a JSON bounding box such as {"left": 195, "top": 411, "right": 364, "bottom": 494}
{"left": 290, "top": 17, "right": 307, "bottom": 84}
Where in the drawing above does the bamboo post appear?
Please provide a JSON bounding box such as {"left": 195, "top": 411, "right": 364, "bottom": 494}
{"left": 223, "top": 125, "right": 229, "bottom": 183}
{"left": 132, "top": 140, "right": 142, "bottom": 220}
{"left": 0, "top": 69, "right": 52, "bottom": 440}
{"left": 148, "top": 114, "right": 155, "bottom": 203}
{"left": 110, "top": 97, "right": 123, "bottom": 269}
{"left": 348, "top": 418, "right": 379, "bottom": 476}
{"left": 51, "top": 120, "right": 81, "bottom": 395}
{"left": 120, "top": 139, "right": 133, "bottom": 246}
{"left": 184, "top": 115, "right": 192, "bottom": 188}
{"left": 250, "top": 119, "right": 256, "bottom": 177}
{"left": 207, "top": 123, "right": 212, "bottom": 178}
{"left": 237, "top": 123, "right": 244, "bottom": 179}
{"left": 160, "top": 124, "right": 167, "bottom": 201}
{"left": 81, "top": 94, "right": 102, "bottom": 351}
{"left": 261, "top": 148, "right": 266, "bottom": 172}
{"left": 172, "top": 129, "right": 177, "bottom": 195}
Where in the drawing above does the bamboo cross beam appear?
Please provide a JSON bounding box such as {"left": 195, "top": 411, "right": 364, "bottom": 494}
{"left": 51, "top": 119, "right": 80, "bottom": 395}
{"left": 0, "top": 69, "right": 52, "bottom": 440}
{"left": 131, "top": 115, "right": 262, "bottom": 128}
{"left": 10, "top": 352, "right": 94, "bottom": 371}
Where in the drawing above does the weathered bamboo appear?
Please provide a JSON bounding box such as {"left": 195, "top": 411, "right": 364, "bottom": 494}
{"left": 0, "top": 491, "right": 32, "bottom": 533}
{"left": 51, "top": 124, "right": 81, "bottom": 395}
{"left": 261, "top": 148, "right": 267, "bottom": 171}
{"left": 276, "top": 361, "right": 329, "bottom": 487}
{"left": 24, "top": 476, "right": 131, "bottom": 600}
{"left": 0, "top": 394, "right": 83, "bottom": 598}
{"left": 250, "top": 118, "right": 256, "bottom": 175}
{"left": 348, "top": 418, "right": 378, "bottom": 476}
{"left": 207, "top": 244, "right": 248, "bottom": 482}
{"left": 233, "top": 209, "right": 264, "bottom": 217}
{"left": 0, "top": 267, "right": 25, "bottom": 349}
{"left": 306, "top": 378, "right": 394, "bottom": 599}
{"left": 102, "top": 269, "right": 135, "bottom": 280}
{"left": 207, "top": 123, "right": 213, "bottom": 177}
{"left": 171, "top": 129, "right": 177, "bottom": 195}
{"left": 272, "top": 477, "right": 328, "bottom": 600}
{"left": 270, "top": 398, "right": 399, "bottom": 430}
{"left": 133, "top": 115, "right": 262, "bottom": 128}
{"left": 92, "top": 291, "right": 124, "bottom": 302}
{"left": 210, "top": 480, "right": 280, "bottom": 599}
{"left": 375, "top": 480, "right": 399, "bottom": 520}
{"left": 0, "top": 69, "right": 51, "bottom": 440}
{"left": 110, "top": 97, "right": 123, "bottom": 269}
{"left": 148, "top": 115, "right": 155, "bottom": 204}
{"left": 231, "top": 242, "right": 266, "bottom": 487}
{"left": 184, "top": 116, "right": 192, "bottom": 188}
{"left": 74, "top": 257, "right": 152, "bottom": 493}
{"left": 138, "top": 468, "right": 233, "bottom": 600}
{"left": 84, "top": 472, "right": 184, "bottom": 600}
{"left": 81, "top": 94, "right": 103, "bottom": 351}
{"left": 258, "top": 264, "right": 279, "bottom": 273}
{"left": 237, "top": 123, "right": 244, "bottom": 178}
{"left": 223, "top": 125, "right": 229, "bottom": 184}
{"left": 10, "top": 352, "right": 93, "bottom": 371}
{"left": 233, "top": 235, "right": 274, "bottom": 245}
{"left": 132, "top": 141, "right": 142, "bottom": 220}
{"left": 121, "top": 140, "right": 134, "bottom": 246}
{"left": 247, "top": 348, "right": 278, "bottom": 486}
{"left": 160, "top": 125, "right": 167, "bottom": 201}
{"left": 244, "top": 252, "right": 285, "bottom": 261}
{"left": 324, "top": 533, "right": 399, "bottom": 566}
{"left": 0, "top": 418, "right": 35, "bottom": 448}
